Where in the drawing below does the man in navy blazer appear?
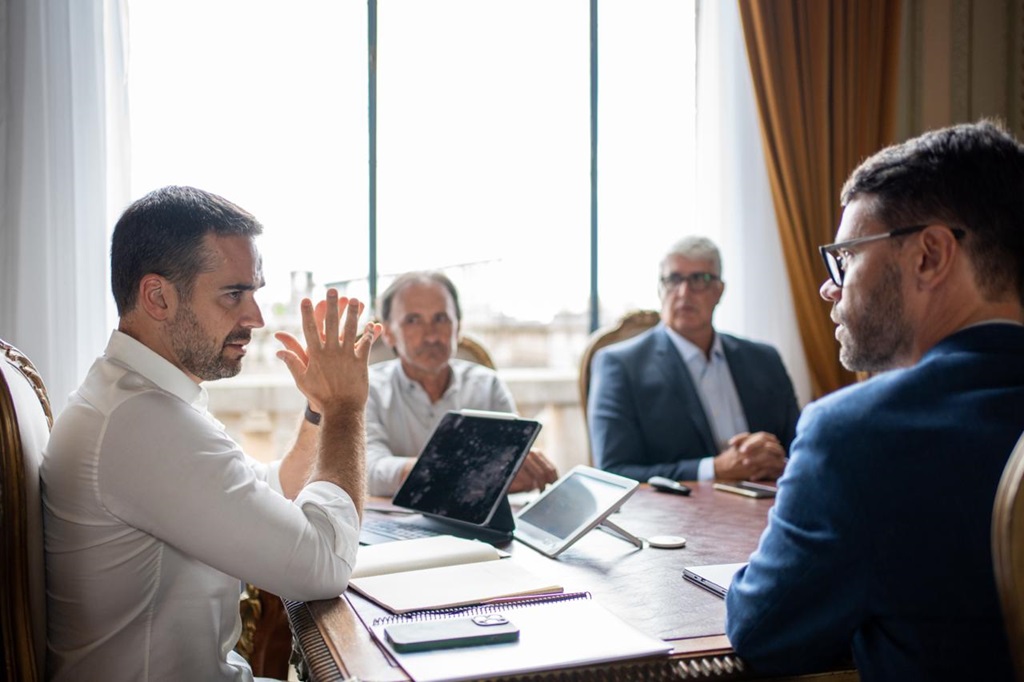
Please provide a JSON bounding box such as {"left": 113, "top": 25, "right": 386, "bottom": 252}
{"left": 588, "top": 236, "right": 800, "bottom": 482}
{"left": 726, "top": 120, "right": 1023, "bottom": 680}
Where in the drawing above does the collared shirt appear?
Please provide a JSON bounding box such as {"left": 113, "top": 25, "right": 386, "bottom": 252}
{"left": 42, "top": 331, "right": 360, "bottom": 682}
{"left": 663, "top": 326, "right": 750, "bottom": 481}
{"left": 366, "top": 358, "right": 516, "bottom": 496}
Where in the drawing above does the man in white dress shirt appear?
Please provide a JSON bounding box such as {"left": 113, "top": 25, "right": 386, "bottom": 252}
{"left": 365, "top": 271, "right": 557, "bottom": 497}
{"left": 42, "top": 185, "right": 381, "bottom": 681}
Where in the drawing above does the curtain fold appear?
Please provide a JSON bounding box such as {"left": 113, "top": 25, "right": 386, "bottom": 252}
{"left": 0, "top": 0, "right": 129, "bottom": 415}
{"left": 695, "top": 0, "right": 812, "bottom": 407}
{"left": 738, "top": 0, "right": 902, "bottom": 398}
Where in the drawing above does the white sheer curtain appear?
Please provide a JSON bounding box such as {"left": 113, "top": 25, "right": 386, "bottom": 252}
{"left": 0, "top": 0, "right": 129, "bottom": 415}
{"left": 694, "top": 0, "right": 812, "bottom": 406}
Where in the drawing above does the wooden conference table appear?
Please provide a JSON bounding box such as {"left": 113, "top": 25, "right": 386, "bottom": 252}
{"left": 284, "top": 482, "right": 859, "bottom": 682}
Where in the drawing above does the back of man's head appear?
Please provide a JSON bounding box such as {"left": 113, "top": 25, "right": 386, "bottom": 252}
{"left": 841, "top": 120, "right": 1024, "bottom": 304}
{"left": 111, "top": 185, "right": 263, "bottom": 317}
{"left": 378, "top": 271, "right": 463, "bottom": 323}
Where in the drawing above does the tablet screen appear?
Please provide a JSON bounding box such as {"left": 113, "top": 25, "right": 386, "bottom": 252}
{"left": 393, "top": 411, "right": 541, "bottom": 527}
{"left": 514, "top": 466, "right": 639, "bottom": 557}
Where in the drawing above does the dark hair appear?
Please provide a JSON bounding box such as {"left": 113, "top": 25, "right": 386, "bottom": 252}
{"left": 841, "top": 119, "right": 1024, "bottom": 302}
{"left": 111, "top": 186, "right": 264, "bottom": 315}
{"left": 378, "top": 271, "right": 462, "bottom": 322}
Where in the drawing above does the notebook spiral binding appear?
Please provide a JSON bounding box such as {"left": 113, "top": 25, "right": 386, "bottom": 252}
{"left": 372, "top": 591, "right": 593, "bottom": 626}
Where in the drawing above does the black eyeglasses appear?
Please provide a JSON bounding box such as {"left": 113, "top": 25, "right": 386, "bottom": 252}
{"left": 659, "top": 271, "right": 720, "bottom": 292}
{"left": 819, "top": 225, "right": 966, "bottom": 287}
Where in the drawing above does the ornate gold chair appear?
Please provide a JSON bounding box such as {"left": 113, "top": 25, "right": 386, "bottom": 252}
{"left": 992, "top": 430, "right": 1024, "bottom": 680}
{"left": 578, "top": 308, "right": 659, "bottom": 424}
{"left": 1, "top": 339, "right": 54, "bottom": 682}
{"left": 577, "top": 310, "right": 660, "bottom": 465}
{"left": 367, "top": 330, "right": 496, "bottom": 369}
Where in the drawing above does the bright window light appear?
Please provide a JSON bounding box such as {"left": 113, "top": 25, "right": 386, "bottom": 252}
{"left": 126, "top": 1, "right": 698, "bottom": 370}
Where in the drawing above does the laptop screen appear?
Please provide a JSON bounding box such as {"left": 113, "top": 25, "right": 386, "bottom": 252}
{"left": 392, "top": 410, "right": 542, "bottom": 527}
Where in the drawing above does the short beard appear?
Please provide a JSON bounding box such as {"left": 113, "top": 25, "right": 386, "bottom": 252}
{"left": 169, "top": 304, "right": 245, "bottom": 380}
{"left": 838, "top": 261, "right": 913, "bottom": 373}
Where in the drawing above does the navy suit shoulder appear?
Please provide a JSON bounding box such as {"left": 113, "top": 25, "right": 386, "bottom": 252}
{"left": 726, "top": 323, "right": 1024, "bottom": 681}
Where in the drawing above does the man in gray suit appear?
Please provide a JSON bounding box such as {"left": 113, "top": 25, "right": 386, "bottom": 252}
{"left": 588, "top": 236, "right": 800, "bottom": 482}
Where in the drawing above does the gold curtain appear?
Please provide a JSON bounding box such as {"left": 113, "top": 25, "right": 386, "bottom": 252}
{"left": 738, "top": 0, "right": 902, "bottom": 398}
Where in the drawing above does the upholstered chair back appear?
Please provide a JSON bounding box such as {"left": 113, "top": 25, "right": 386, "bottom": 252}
{"left": 993, "top": 429, "right": 1024, "bottom": 680}
{"left": 1, "top": 339, "right": 53, "bottom": 682}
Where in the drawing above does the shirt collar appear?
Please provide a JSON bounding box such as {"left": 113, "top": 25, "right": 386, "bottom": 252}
{"left": 106, "top": 330, "right": 208, "bottom": 410}
{"left": 663, "top": 323, "right": 723, "bottom": 365}
{"left": 397, "top": 360, "right": 460, "bottom": 398}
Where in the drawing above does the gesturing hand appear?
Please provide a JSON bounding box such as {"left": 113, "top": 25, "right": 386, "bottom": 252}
{"left": 274, "top": 289, "right": 383, "bottom": 414}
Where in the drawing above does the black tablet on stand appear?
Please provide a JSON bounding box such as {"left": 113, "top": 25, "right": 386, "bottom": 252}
{"left": 360, "top": 409, "right": 542, "bottom": 545}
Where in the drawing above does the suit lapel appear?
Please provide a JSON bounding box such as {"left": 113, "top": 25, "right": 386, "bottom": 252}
{"left": 654, "top": 326, "right": 717, "bottom": 455}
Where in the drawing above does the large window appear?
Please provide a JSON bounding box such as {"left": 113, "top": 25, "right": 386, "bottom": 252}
{"left": 127, "top": 1, "right": 702, "bottom": 374}
{"left": 376, "top": 2, "right": 589, "bottom": 317}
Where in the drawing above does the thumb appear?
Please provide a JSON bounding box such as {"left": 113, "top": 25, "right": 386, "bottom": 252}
{"left": 276, "top": 350, "right": 305, "bottom": 381}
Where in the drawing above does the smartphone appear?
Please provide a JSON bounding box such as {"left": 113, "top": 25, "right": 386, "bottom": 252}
{"left": 384, "top": 614, "right": 520, "bottom": 653}
{"left": 713, "top": 481, "right": 777, "bottom": 499}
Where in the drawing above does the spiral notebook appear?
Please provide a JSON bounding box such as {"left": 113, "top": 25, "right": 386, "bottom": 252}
{"left": 369, "top": 592, "right": 671, "bottom": 682}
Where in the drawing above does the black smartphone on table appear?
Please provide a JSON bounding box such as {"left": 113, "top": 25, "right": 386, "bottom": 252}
{"left": 385, "top": 614, "right": 520, "bottom": 653}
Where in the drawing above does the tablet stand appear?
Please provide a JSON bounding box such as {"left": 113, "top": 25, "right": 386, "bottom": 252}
{"left": 596, "top": 518, "right": 644, "bottom": 549}
{"left": 417, "top": 496, "right": 516, "bottom": 545}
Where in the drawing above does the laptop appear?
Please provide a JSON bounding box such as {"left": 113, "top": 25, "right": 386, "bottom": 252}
{"left": 681, "top": 562, "right": 747, "bottom": 598}
{"left": 360, "top": 409, "right": 542, "bottom": 546}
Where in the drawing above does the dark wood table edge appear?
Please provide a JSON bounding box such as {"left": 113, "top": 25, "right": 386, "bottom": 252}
{"left": 286, "top": 599, "right": 350, "bottom": 682}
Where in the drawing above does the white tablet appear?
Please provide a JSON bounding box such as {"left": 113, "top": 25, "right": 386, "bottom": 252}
{"left": 513, "top": 465, "right": 640, "bottom": 558}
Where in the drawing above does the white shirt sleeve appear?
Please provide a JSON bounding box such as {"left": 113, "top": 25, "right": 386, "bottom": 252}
{"left": 98, "top": 390, "right": 359, "bottom": 601}
{"left": 697, "top": 456, "right": 716, "bottom": 481}
{"left": 365, "top": 393, "right": 413, "bottom": 496}
{"left": 488, "top": 374, "right": 517, "bottom": 413}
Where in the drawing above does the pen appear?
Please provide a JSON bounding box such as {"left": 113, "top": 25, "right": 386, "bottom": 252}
{"left": 482, "top": 591, "right": 566, "bottom": 605}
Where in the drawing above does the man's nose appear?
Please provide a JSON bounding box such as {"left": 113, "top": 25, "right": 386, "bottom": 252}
{"left": 819, "top": 278, "right": 840, "bottom": 302}
{"left": 242, "top": 299, "right": 265, "bottom": 329}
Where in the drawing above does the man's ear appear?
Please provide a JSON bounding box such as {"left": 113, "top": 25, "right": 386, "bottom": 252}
{"left": 380, "top": 320, "right": 398, "bottom": 350}
{"left": 139, "top": 274, "right": 176, "bottom": 321}
{"left": 914, "top": 225, "right": 959, "bottom": 291}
